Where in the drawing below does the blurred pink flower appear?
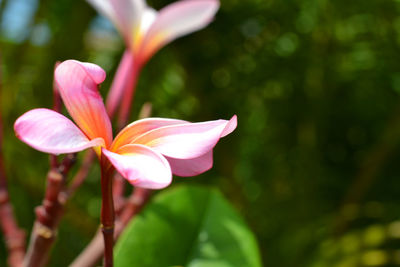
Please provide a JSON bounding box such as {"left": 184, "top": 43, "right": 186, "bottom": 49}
{"left": 14, "top": 60, "right": 236, "bottom": 189}
{"left": 88, "top": 0, "right": 219, "bottom": 65}
{"left": 86, "top": 0, "right": 220, "bottom": 117}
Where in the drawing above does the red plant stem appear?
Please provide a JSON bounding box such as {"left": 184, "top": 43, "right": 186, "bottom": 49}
{"left": 112, "top": 173, "right": 126, "bottom": 214}
{"left": 0, "top": 52, "right": 26, "bottom": 267}
{"left": 70, "top": 187, "right": 152, "bottom": 267}
{"left": 100, "top": 154, "right": 115, "bottom": 267}
{"left": 23, "top": 155, "right": 76, "bottom": 267}
{"left": 116, "top": 63, "right": 141, "bottom": 130}
{"left": 106, "top": 50, "right": 134, "bottom": 119}
{"left": 0, "top": 150, "right": 26, "bottom": 267}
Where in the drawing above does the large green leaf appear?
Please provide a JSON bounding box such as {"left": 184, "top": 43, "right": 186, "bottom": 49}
{"left": 114, "top": 185, "right": 262, "bottom": 267}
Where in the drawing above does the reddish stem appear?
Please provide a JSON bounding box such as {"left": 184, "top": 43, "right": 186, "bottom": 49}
{"left": 0, "top": 161, "right": 26, "bottom": 267}
{"left": 116, "top": 63, "right": 141, "bottom": 130}
{"left": 106, "top": 50, "right": 134, "bottom": 119}
{"left": 100, "top": 154, "right": 115, "bottom": 267}
{"left": 70, "top": 187, "right": 152, "bottom": 267}
{"left": 23, "top": 155, "right": 76, "bottom": 267}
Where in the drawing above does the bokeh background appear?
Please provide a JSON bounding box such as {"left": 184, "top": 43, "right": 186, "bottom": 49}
{"left": 2, "top": 0, "right": 400, "bottom": 266}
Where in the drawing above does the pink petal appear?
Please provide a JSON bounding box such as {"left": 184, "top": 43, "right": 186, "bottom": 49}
{"left": 133, "top": 7, "right": 158, "bottom": 55}
{"left": 55, "top": 60, "right": 113, "bottom": 147}
{"left": 14, "top": 108, "right": 104, "bottom": 155}
{"left": 139, "top": 7, "right": 158, "bottom": 35}
{"left": 87, "top": 0, "right": 145, "bottom": 46}
{"left": 102, "top": 145, "right": 172, "bottom": 189}
{"left": 166, "top": 151, "right": 213, "bottom": 177}
{"left": 105, "top": 50, "right": 135, "bottom": 118}
{"left": 111, "top": 117, "right": 187, "bottom": 151}
{"left": 139, "top": 0, "right": 219, "bottom": 62}
{"left": 134, "top": 115, "right": 237, "bottom": 159}
{"left": 110, "top": 0, "right": 146, "bottom": 45}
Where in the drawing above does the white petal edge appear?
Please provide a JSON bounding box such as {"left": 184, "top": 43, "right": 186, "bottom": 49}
{"left": 102, "top": 145, "right": 172, "bottom": 189}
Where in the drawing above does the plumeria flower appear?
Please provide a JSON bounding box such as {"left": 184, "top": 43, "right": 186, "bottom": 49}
{"left": 14, "top": 60, "right": 236, "bottom": 189}
{"left": 86, "top": 0, "right": 220, "bottom": 118}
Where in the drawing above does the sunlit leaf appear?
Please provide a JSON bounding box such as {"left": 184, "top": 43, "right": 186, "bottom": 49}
{"left": 115, "top": 185, "right": 262, "bottom": 267}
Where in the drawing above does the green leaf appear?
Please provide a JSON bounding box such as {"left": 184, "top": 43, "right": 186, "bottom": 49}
{"left": 115, "top": 185, "right": 262, "bottom": 267}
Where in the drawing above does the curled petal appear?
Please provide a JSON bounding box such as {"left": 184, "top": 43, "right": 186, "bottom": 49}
{"left": 134, "top": 115, "right": 237, "bottom": 159}
{"left": 111, "top": 117, "right": 187, "bottom": 151}
{"left": 79, "top": 62, "right": 107, "bottom": 84}
{"left": 55, "top": 60, "right": 113, "bottom": 147}
{"left": 14, "top": 108, "right": 104, "bottom": 155}
{"left": 139, "top": 0, "right": 219, "bottom": 62}
{"left": 102, "top": 145, "right": 172, "bottom": 189}
{"left": 166, "top": 151, "right": 213, "bottom": 177}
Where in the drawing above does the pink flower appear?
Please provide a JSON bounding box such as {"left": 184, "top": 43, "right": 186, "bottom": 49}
{"left": 14, "top": 60, "right": 237, "bottom": 189}
{"left": 87, "top": 0, "right": 219, "bottom": 65}
{"left": 86, "top": 0, "right": 220, "bottom": 117}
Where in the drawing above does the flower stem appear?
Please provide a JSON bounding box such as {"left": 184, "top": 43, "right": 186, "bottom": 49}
{"left": 70, "top": 187, "right": 152, "bottom": 267}
{"left": 116, "top": 62, "right": 141, "bottom": 130}
{"left": 100, "top": 154, "right": 115, "bottom": 267}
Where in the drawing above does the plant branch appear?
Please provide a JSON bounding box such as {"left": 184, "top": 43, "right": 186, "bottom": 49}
{"left": 100, "top": 155, "right": 115, "bottom": 267}
{"left": 70, "top": 187, "right": 152, "bottom": 267}
{"left": 0, "top": 127, "right": 26, "bottom": 267}
{"left": 23, "top": 154, "right": 76, "bottom": 267}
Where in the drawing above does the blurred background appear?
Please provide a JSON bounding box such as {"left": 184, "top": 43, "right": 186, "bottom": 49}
{"left": 2, "top": 0, "right": 400, "bottom": 266}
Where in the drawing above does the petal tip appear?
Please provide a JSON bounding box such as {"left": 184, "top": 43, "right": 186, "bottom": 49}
{"left": 55, "top": 60, "right": 106, "bottom": 86}
{"left": 221, "top": 115, "right": 237, "bottom": 137}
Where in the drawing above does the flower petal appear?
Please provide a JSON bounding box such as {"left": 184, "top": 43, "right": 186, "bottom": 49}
{"left": 105, "top": 50, "right": 135, "bottom": 118}
{"left": 111, "top": 0, "right": 146, "bottom": 45}
{"left": 14, "top": 108, "right": 104, "bottom": 155}
{"left": 133, "top": 7, "right": 158, "bottom": 54}
{"left": 55, "top": 60, "right": 113, "bottom": 147}
{"left": 134, "top": 115, "right": 237, "bottom": 159}
{"left": 139, "top": 0, "right": 219, "bottom": 62}
{"left": 102, "top": 145, "right": 172, "bottom": 189}
{"left": 166, "top": 151, "right": 213, "bottom": 177}
{"left": 111, "top": 117, "right": 187, "bottom": 151}
{"left": 87, "top": 0, "right": 146, "bottom": 46}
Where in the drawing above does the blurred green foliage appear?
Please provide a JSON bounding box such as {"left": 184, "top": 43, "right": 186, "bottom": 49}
{"left": 3, "top": 0, "right": 400, "bottom": 266}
